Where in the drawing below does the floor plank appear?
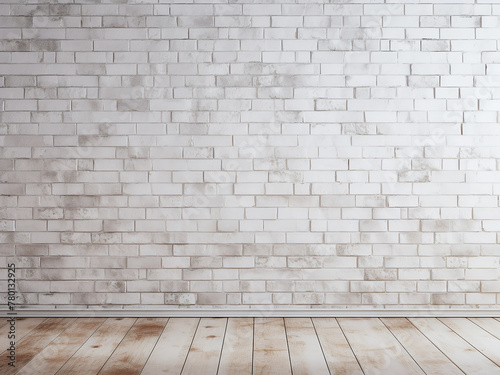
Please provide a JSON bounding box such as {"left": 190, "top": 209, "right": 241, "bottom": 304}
{"left": 141, "top": 318, "right": 199, "bottom": 375}
{"left": 1, "top": 317, "right": 500, "bottom": 374}
{"left": 285, "top": 318, "right": 330, "bottom": 375}
{"left": 312, "top": 318, "right": 364, "bottom": 375}
{"left": 181, "top": 317, "right": 227, "bottom": 375}
{"left": 469, "top": 317, "right": 500, "bottom": 340}
{"left": 98, "top": 318, "right": 167, "bottom": 375}
{"left": 56, "top": 318, "right": 136, "bottom": 375}
{"left": 0, "top": 317, "right": 46, "bottom": 352}
{"left": 410, "top": 318, "right": 500, "bottom": 375}
{"left": 253, "top": 317, "right": 292, "bottom": 375}
{"left": 338, "top": 318, "right": 425, "bottom": 375}
{"left": 439, "top": 317, "right": 500, "bottom": 367}
{"left": 16, "top": 318, "right": 105, "bottom": 375}
{"left": 382, "top": 318, "right": 463, "bottom": 375}
{"left": 0, "top": 317, "right": 76, "bottom": 374}
{"left": 218, "top": 318, "right": 253, "bottom": 375}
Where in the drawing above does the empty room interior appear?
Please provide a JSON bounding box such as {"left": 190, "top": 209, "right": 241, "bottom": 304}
{"left": 2, "top": 0, "right": 500, "bottom": 374}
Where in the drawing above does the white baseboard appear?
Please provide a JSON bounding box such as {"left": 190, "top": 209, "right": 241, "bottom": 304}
{"left": 3, "top": 308, "right": 500, "bottom": 318}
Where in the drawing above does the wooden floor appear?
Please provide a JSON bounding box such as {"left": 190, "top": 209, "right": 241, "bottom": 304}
{"left": 2, "top": 317, "right": 500, "bottom": 374}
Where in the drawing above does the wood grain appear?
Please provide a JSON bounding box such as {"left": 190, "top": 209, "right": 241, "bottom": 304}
{"left": 56, "top": 318, "right": 136, "bottom": 375}
{"left": 0, "top": 319, "right": 8, "bottom": 329}
{"left": 253, "top": 318, "right": 292, "bottom": 375}
{"left": 0, "top": 317, "right": 76, "bottom": 374}
{"left": 218, "top": 318, "right": 253, "bottom": 375}
{"left": 0, "top": 317, "right": 45, "bottom": 352}
{"left": 181, "top": 317, "right": 227, "bottom": 375}
{"left": 285, "top": 318, "right": 330, "bottom": 375}
{"left": 382, "top": 318, "right": 462, "bottom": 375}
{"left": 16, "top": 318, "right": 105, "bottom": 375}
{"left": 1, "top": 317, "right": 500, "bottom": 374}
{"left": 338, "top": 318, "right": 425, "bottom": 375}
{"left": 440, "top": 317, "right": 500, "bottom": 367}
{"left": 469, "top": 317, "right": 500, "bottom": 340}
{"left": 312, "top": 318, "right": 364, "bottom": 375}
{"left": 141, "top": 318, "right": 199, "bottom": 375}
{"left": 410, "top": 317, "right": 500, "bottom": 375}
{"left": 99, "top": 318, "right": 167, "bottom": 375}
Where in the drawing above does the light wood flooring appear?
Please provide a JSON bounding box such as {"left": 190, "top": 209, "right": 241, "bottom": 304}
{"left": 1, "top": 317, "right": 500, "bottom": 374}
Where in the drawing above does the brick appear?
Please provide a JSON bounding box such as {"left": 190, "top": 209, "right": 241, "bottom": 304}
{"left": 2, "top": 1, "right": 499, "bottom": 311}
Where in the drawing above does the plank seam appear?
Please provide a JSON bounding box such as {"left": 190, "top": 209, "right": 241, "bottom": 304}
{"left": 53, "top": 318, "right": 109, "bottom": 375}
{"left": 137, "top": 318, "right": 170, "bottom": 375}
{"left": 283, "top": 318, "right": 294, "bottom": 375}
{"left": 379, "top": 318, "right": 429, "bottom": 375}
{"left": 14, "top": 317, "right": 78, "bottom": 374}
{"left": 437, "top": 318, "right": 500, "bottom": 369}
{"left": 95, "top": 317, "right": 138, "bottom": 375}
{"left": 467, "top": 318, "right": 500, "bottom": 341}
{"left": 335, "top": 318, "right": 366, "bottom": 375}
{"left": 406, "top": 318, "right": 467, "bottom": 375}
{"left": 179, "top": 317, "right": 201, "bottom": 375}
{"left": 310, "top": 318, "right": 332, "bottom": 375}
{"left": 215, "top": 318, "right": 229, "bottom": 375}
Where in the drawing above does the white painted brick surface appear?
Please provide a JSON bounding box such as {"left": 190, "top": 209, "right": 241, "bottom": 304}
{"left": 0, "top": 0, "right": 499, "bottom": 311}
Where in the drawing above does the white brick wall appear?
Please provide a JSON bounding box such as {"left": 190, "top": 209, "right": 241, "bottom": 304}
{"left": 1, "top": 0, "right": 500, "bottom": 311}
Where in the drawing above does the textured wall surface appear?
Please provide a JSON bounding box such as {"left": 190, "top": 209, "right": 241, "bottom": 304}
{"left": 1, "top": 0, "right": 500, "bottom": 311}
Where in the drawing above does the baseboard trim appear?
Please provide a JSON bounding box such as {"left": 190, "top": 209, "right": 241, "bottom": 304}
{"left": 3, "top": 308, "right": 500, "bottom": 318}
